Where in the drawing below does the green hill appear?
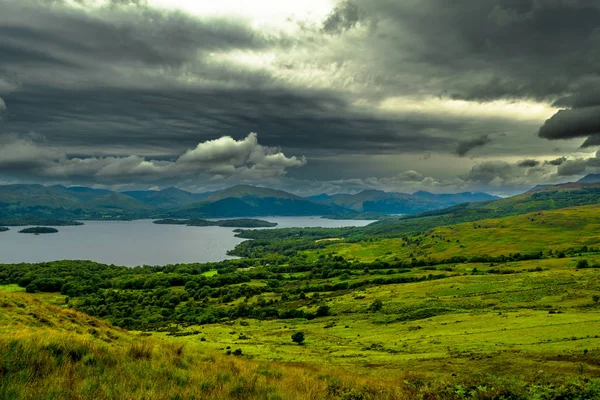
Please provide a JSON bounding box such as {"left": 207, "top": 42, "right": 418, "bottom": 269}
{"left": 123, "top": 187, "right": 213, "bottom": 209}
{"left": 0, "top": 184, "right": 152, "bottom": 224}
{"left": 363, "top": 182, "right": 600, "bottom": 237}
{"left": 170, "top": 185, "right": 348, "bottom": 218}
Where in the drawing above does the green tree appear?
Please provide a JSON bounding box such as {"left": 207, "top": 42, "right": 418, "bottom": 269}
{"left": 593, "top": 295, "right": 600, "bottom": 305}
{"left": 291, "top": 332, "right": 305, "bottom": 345}
{"left": 25, "top": 283, "right": 38, "bottom": 293}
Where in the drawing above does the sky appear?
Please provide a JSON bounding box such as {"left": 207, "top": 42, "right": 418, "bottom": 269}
{"left": 1, "top": 0, "right": 600, "bottom": 196}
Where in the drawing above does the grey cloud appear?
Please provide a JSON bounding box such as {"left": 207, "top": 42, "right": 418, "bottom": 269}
{"left": 322, "top": 1, "right": 365, "bottom": 34}
{"left": 455, "top": 135, "right": 491, "bottom": 157}
{"left": 517, "top": 159, "right": 540, "bottom": 168}
{"left": 545, "top": 157, "right": 566, "bottom": 166}
{"left": 0, "top": 0, "right": 596, "bottom": 189}
{"left": 556, "top": 151, "right": 600, "bottom": 177}
{"left": 0, "top": 0, "right": 275, "bottom": 91}
{"left": 581, "top": 135, "right": 600, "bottom": 148}
{"left": 462, "top": 161, "right": 513, "bottom": 184}
{"left": 538, "top": 107, "right": 600, "bottom": 141}
{"left": 317, "top": 0, "right": 600, "bottom": 102}
{"left": 1, "top": 85, "right": 459, "bottom": 156}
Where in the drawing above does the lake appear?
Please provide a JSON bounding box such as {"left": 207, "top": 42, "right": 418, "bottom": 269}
{"left": 0, "top": 217, "right": 375, "bottom": 266}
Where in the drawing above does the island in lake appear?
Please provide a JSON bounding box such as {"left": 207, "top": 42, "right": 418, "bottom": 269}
{"left": 153, "top": 218, "right": 278, "bottom": 228}
{"left": 0, "top": 227, "right": 8, "bottom": 232}
{"left": 18, "top": 227, "right": 59, "bottom": 234}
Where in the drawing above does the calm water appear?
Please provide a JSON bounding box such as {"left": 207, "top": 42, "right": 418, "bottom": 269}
{"left": 0, "top": 217, "right": 375, "bottom": 266}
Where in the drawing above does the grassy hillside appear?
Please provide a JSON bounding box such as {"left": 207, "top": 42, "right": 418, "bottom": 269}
{"left": 319, "top": 204, "right": 600, "bottom": 262}
{"left": 0, "top": 291, "right": 410, "bottom": 400}
{"left": 363, "top": 183, "right": 600, "bottom": 237}
{"left": 0, "top": 184, "right": 152, "bottom": 224}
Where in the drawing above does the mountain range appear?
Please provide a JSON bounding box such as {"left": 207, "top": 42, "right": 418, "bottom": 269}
{"left": 0, "top": 183, "right": 499, "bottom": 225}
{"left": 308, "top": 190, "right": 499, "bottom": 214}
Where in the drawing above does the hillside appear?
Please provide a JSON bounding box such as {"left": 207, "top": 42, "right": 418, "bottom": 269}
{"left": 319, "top": 203, "right": 600, "bottom": 262}
{"left": 362, "top": 182, "right": 600, "bottom": 237}
{"left": 169, "top": 185, "right": 347, "bottom": 218}
{"left": 579, "top": 174, "right": 600, "bottom": 183}
{"left": 0, "top": 291, "right": 399, "bottom": 399}
{"left": 0, "top": 184, "right": 152, "bottom": 224}
{"left": 311, "top": 189, "right": 499, "bottom": 215}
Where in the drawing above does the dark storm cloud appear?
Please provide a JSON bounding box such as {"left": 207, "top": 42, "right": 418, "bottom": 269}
{"left": 321, "top": 0, "right": 600, "bottom": 102}
{"left": 1, "top": 0, "right": 598, "bottom": 190}
{"left": 2, "top": 85, "right": 457, "bottom": 156}
{"left": 0, "top": 1, "right": 268, "bottom": 70}
{"left": 455, "top": 135, "right": 491, "bottom": 157}
{"left": 538, "top": 107, "right": 600, "bottom": 141}
{"left": 517, "top": 159, "right": 540, "bottom": 168}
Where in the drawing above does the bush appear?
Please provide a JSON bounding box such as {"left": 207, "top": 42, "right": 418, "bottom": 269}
{"left": 25, "top": 283, "right": 38, "bottom": 293}
{"left": 291, "top": 332, "right": 305, "bottom": 345}
{"left": 369, "top": 299, "right": 383, "bottom": 312}
{"left": 316, "top": 305, "right": 331, "bottom": 317}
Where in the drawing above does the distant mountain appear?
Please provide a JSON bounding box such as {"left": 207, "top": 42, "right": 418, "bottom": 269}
{"left": 309, "top": 189, "right": 499, "bottom": 214}
{"left": 168, "top": 185, "right": 347, "bottom": 218}
{"left": 578, "top": 174, "right": 600, "bottom": 184}
{"left": 0, "top": 184, "right": 152, "bottom": 224}
{"left": 123, "top": 187, "right": 213, "bottom": 209}
{"left": 0, "top": 183, "right": 502, "bottom": 224}
{"left": 412, "top": 191, "right": 500, "bottom": 204}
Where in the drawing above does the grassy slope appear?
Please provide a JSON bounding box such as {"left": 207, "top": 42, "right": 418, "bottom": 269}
{"left": 0, "top": 291, "right": 407, "bottom": 400}
{"left": 319, "top": 204, "right": 600, "bottom": 262}
{"left": 363, "top": 183, "right": 600, "bottom": 237}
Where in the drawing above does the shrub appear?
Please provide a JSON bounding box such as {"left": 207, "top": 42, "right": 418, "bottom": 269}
{"left": 291, "top": 332, "right": 305, "bottom": 345}
{"left": 25, "top": 283, "right": 38, "bottom": 293}
{"left": 316, "top": 305, "right": 331, "bottom": 317}
{"left": 369, "top": 299, "right": 383, "bottom": 312}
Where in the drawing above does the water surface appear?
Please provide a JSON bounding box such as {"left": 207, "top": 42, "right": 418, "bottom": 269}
{"left": 0, "top": 217, "right": 374, "bottom": 266}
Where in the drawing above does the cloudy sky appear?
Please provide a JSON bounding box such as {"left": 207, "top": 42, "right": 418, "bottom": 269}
{"left": 1, "top": 0, "right": 600, "bottom": 196}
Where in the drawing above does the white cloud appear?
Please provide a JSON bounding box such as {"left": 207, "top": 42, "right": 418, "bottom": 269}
{"left": 0, "top": 133, "right": 305, "bottom": 184}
